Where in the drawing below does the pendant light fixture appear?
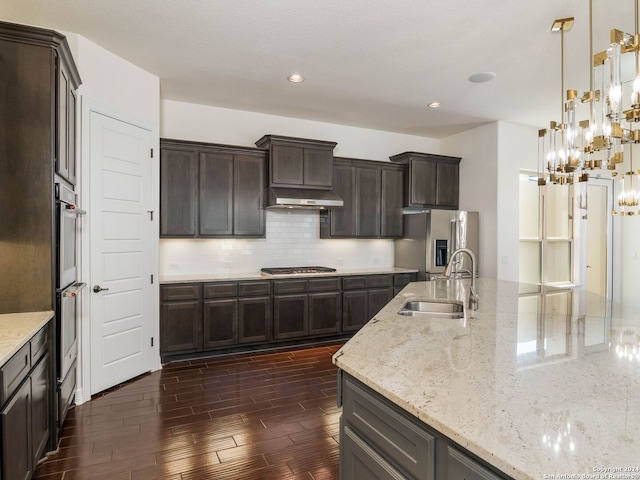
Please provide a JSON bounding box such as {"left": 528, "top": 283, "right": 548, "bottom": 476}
{"left": 537, "top": 0, "right": 640, "bottom": 218}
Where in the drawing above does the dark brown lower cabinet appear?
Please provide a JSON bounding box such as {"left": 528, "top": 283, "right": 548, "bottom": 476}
{"left": 368, "top": 288, "right": 393, "bottom": 318}
{"left": 238, "top": 297, "right": 271, "bottom": 343}
{"left": 160, "top": 300, "right": 202, "bottom": 354}
{"left": 342, "top": 291, "right": 368, "bottom": 333}
{"left": 342, "top": 275, "right": 396, "bottom": 332}
{"left": 340, "top": 373, "right": 511, "bottom": 480}
{"left": 308, "top": 292, "right": 341, "bottom": 335}
{"left": 160, "top": 273, "right": 415, "bottom": 361}
{"left": 273, "top": 294, "right": 308, "bottom": 340}
{"left": 1, "top": 378, "right": 31, "bottom": 480}
{"left": 0, "top": 323, "right": 51, "bottom": 480}
{"left": 203, "top": 299, "right": 238, "bottom": 348}
{"left": 30, "top": 355, "right": 50, "bottom": 468}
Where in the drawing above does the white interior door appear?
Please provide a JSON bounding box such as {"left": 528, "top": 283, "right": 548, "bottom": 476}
{"left": 586, "top": 180, "right": 612, "bottom": 298}
{"left": 89, "top": 110, "right": 155, "bottom": 394}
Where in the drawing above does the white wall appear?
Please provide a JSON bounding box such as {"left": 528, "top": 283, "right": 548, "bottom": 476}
{"left": 497, "top": 122, "right": 538, "bottom": 281}
{"left": 161, "top": 100, "right": 438, "bottom": 161}
{"left": 74, "top": 36, "right": 160, "bottom": 121}
{"left": 440, "top": 123, "right": 499, "bottom": 279}
{"left": 160, "top": 99, "right": 439, "bottom": 275}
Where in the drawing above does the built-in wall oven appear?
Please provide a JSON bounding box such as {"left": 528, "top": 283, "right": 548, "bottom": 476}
{"left": 55, "top": 183, "right": 85, "bottom": 427}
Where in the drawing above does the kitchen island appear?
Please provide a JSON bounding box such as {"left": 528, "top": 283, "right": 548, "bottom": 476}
{"left": 333, "top": 278, "right": 640, "bottom": 479}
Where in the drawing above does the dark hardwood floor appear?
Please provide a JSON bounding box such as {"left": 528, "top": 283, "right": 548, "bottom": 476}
{"left": 34, "top": 343, "right": 343, "bottom": 480}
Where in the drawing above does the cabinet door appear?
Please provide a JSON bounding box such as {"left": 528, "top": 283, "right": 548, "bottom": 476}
{"left": 160, "top": 148, "right": 198, "bottom": 236}
{"left": 67, "top": 87, "right": 77, "bottom": 185}
{"left": 1, "top": 379, "right": 32, "bottom": 480}
{"left": 342, "top": 290, "right": 369, "bottom": 332}
{"left": 31, "top": 355, "right": 50, "bottom": 466}
{"left": 238, "top": 297, "right": 271, "bottom": 344}
{"left": 381, "top": 168, "right": 403, "bottom": 238}
{"left": 368, "top": 288, "right": 393, "bottom": 318}
{"left": 199, "top": 152, "right": 233, "bottom": 236}
{"left": 203, "top": 299, "right": 238, "bottom": 348}
{"left": 234, "top": 154, "right": 265, "bottom": 236}
{"left": 271, "top": 145, "right": 304, "bottom": 186}
{"left": 329, "top": 163, "right": 357, "bottom": 237}
{"left": 57, "top": 57, "right": 70, "bottom": 182}
{"left": 356, "top": 167, "right": 381, "bottom": 237}
{"left": 409, "top": 158, "right": 437, "bottom": 206}
{"left": 436, "top": 161, "right": 459, "bottom": 208}
{"left": 160, "top": 300, "right": 202, "bottom": 354}
{"left": 308, "top": 292, "right": 341, "bottom": 335}
{"left": 273, "top": 294, "right": 308, "bottom": 340}
{"left": 303, "top": 148, "right": 333, "bottom": 187}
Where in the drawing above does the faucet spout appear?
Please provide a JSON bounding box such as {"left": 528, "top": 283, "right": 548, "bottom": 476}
{"left": 443, "top": 248, "right": 478, "bottom": 310}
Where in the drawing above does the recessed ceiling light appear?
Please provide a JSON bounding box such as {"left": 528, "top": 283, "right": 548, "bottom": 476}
{"left": 428, "top": 102, "right": 441, "bottom": 108}
{"left": 287, "top": 73, "right": 304, "bottom": 83}
{"left": 468, "top": 72, "right": 496, "bottom": 83}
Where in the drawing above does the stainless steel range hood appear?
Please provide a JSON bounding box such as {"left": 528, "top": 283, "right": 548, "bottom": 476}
{"left": 267, "top": 187, "right": 344, "bottom": 210}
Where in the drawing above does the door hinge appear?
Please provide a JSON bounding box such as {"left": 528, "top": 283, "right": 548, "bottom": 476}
{"left": 151, "top": 337, "right": 154, "bottom": 347}
{"left": 150, "top": 148, "right": 154, "bottom": 158}
{"left": 151, "top": 274, "right": 154, "bottom": 284}
{"left": 148, "top": 210, "right": 154, "bottom": 221}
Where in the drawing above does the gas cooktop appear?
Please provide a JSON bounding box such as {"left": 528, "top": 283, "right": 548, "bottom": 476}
{"left": 261, "top": 266, "right": 337, "bottom": 275}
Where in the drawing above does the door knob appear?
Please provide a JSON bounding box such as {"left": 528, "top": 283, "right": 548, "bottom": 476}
{"left": 93, "top": 285, "right": 109, "bottom": 293}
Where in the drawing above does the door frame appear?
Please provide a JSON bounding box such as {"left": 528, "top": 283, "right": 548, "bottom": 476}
{"left": 77, "top": 96, "right": 161, "bottom": 404}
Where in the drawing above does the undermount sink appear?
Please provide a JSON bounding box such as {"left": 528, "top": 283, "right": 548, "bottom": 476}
{"left": 398, "top": 299, "right": 465, "bottom": 318}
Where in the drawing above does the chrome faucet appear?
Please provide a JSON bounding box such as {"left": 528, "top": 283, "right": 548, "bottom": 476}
{"left": 443, "top": 248, "right": 479, "bottom": 310}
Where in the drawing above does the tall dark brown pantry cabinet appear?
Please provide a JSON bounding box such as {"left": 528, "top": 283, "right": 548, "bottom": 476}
{"left": 0, "top": 21, "right": 81, "bottom": 314}
{"left": 0, "top": 21, "right": 81, "bottom": 478}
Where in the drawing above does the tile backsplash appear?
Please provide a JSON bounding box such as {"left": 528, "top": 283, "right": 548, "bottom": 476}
{"left": 159, "top": 210, "right": 394, "bottom": 276}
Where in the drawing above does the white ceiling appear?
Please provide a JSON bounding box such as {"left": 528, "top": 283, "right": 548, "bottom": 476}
{"left": 0, "top": 0, "right": 634, "bottom": 138}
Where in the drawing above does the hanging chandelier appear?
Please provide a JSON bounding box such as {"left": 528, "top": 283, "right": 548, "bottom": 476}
{"left": 537, "top": 0, "right": 640, "bottom": 216}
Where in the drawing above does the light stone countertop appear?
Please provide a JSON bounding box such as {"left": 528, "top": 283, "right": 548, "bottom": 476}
{"left": 0, "top": 311, "right": 54, "bottom": 367}
{"left": 333, "top": 278, "right": 640, "bottom": 480}
{"left": 160, "top": 267, "right": 417, "bottom": 284}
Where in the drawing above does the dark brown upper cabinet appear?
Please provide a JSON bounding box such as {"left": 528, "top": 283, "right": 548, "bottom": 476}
{"left": 389, "top": 152, "right": 460, "bottom": 209}
{"left": 255, "top": 135, "right": 337, "bottom": 189}
{"left": 160, "top": 139, "right": 266, "bottom": 238}
{"left": 320, "top": 158, "right": 404, "bottom": 239}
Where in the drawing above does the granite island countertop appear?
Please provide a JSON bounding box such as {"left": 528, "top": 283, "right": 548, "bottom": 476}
{"left": 0, "top": 311, "right": 54, "bottom": 367}
{"left": 160, "top": 267, "right": 417, "bottom": 284}
{"left": 333, "top": 278, "right": 640, "bottom": 480}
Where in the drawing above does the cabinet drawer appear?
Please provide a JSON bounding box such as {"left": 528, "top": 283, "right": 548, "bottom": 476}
{"left": 203, "top": 283, "right": 238, "bottom": 298}
{"left": 30, "top": 324, "right": 49, "bottom": 364}
{"left": 342, "top": 276, "right": 368, "bottom": 290}
{"left": 393, "top": 273, "right": 413, "bottom": 287}
{"left": 343, "top": 376, "right": 435, "bottom": 480}
{"left": 446, "top": 446, "right": 503, "bottom": 480}
{"left": 0, "top": 343, "right": 30, "bottom": 406}
{"left": 308, "top": 277, "right": 340, "bottom": 292}
{"left": 367, "top": 275, "right": 392, "bottom": 288}
{"left": 238, "top": 281, "right": 271, "bottom": 296}
{"left": 161, "top": 284, "right": 201, "bottom": 301}
{"left": 273, "top": 280, "right": 307, "bottom": 294}
{"left": 342, "top": 424, "right": 407, "bottom": 480}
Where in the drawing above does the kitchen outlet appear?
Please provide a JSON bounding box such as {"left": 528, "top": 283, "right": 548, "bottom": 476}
{"left": 168, "top": 263, "right": 180, "bottom": 270}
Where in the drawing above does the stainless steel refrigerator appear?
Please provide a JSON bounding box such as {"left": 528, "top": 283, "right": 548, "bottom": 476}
{"left": 394, "top": 209, "right": 479, "bottom": 280}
